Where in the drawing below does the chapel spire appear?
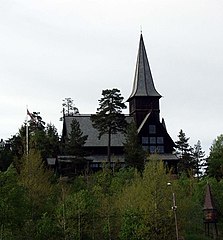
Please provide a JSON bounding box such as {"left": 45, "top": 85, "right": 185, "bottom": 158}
{"left": 127, "top": 33, "right": 177, "bottom": 169}
{"left": 128, "top": 34, "right": 161, "bottom": 100}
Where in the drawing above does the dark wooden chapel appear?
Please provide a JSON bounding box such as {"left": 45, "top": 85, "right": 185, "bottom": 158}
{"left": 59, "top": 33, "right": 178, "bottom": 174}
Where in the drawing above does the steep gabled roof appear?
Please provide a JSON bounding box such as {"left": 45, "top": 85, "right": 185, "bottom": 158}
{"left": 128, "top": 34, "right": 161, "bottom": 101}
{"left": 136, "top": 111, "right": 175, "bottom": 148}
{"left": 63, "top": 115, "right": 133, "bottom": 147}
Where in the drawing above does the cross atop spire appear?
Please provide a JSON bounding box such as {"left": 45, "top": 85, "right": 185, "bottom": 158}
{"left": 128, "top": 34, "right": 161, "bottom": 100}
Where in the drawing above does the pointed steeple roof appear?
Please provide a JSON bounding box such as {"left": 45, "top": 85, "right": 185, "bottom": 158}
{"left": 128, "top": 34, "right": 161, "bottom": 100}
{"left": 204, "top": 184, "right": 215, "bottom": 210}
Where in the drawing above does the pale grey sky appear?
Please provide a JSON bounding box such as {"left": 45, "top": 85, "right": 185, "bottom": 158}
{"left": 1, "top": 0, "right": 223, "bottom": 155}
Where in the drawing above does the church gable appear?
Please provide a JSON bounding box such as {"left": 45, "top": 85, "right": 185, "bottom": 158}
{"left": 138, "top": 112, "right": 175, "bottom": 154}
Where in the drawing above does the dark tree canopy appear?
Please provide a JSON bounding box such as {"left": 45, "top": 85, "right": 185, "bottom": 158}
{"left": 91, "top": 89, "right": 127, "bottom": 137}
{"left": 175, "top": 129, "right": 194, "bottom": 175}
{"left": 91, "top": 88, "right": 127, "bottom": 165}
{"left": 5, "top": 113, "right": 60, "bottom": 172}
{"left": 0, "top": 140, "right": 13, "bottom": 171}
{"left": 27, "top": 111, "right": 45, "bottom": 132}
{"left": 9, "top": 125, "right": 26, "bottom": 160}
{"left": 175, "top": 130, "right": 191, "bottom": 157}
{"left": 45, "top": 123, "right": 60, "bottom": 158}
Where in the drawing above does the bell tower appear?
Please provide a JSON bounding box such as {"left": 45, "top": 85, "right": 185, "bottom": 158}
{"left": 127, "top": 34, "right": 161, "bottom": 126}
{"left": 127, "top": 34, "right": 177, "bottom": 166}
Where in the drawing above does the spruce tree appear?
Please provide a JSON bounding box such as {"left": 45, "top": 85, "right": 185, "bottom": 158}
{"left": 65, "top": 119, "right": 88, "bottom": 157}
{"left": 175, "top": 129, "right": 194, "bottom": 175}
{"left": 64, "top": 119, "right": 88, "bottom": 174}
{"left": 192, "top": 140, "right": 205, "bottom": 178}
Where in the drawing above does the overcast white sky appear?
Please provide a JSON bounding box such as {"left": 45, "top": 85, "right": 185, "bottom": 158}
{"left": 1, "top": 0, "right": 223, "bottom": 155}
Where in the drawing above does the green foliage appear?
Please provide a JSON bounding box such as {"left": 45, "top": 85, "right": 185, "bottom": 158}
{"left": 124, "top": 122, "right": 145, "bottom": 171}
{"left": 208, "top": 134, "right": 223, "bottom": 180}
{"left": 90, "top": 168, "right": 113, "bottom": 196}
{"left": 35, "top": 213, "right": 61, "bottom": 240}
{"left": 175, "top": 177, "right": 204, "bottom": 237}
{"left": 117, "top": 157, "right": 175, "bottom": 239}
{"left": 0, "top": 155, "right": 223, "bottom": 239}
{"left": 109, "top": 167, "right": 136, "bottom": 195}
{"left": 19, "top": 150, "right": 54, "bottom": 216}
{"left": 0, "top": 165, "right": 29, "bottom": 238}
{"left": 56, "top": 188, "right": 97, "bottom": 239}
{"left": 119, "top": 208, "right": 146, "bottom": 240}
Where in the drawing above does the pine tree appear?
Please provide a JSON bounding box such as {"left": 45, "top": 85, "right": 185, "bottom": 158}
{"left": 62, "top": 97, "right": 79, "bottom": 116}
{"left": 124, "top": 122, "right": 145, "bottom": 171}
{"left": 91, "top": 88, "right": 127, "bottom": 166}
{"left": 27, "top": 112, "right": 48, "bottom": 160}
{"left": 28, "top": 111, "right": 45, "bottom": 132}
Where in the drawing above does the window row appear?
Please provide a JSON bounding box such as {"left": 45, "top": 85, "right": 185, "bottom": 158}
{"left": 142, "top": 136, "right": 164, "bottom": 144}
{"left": 142, "top": 145, "right": 164, "bottom": 154}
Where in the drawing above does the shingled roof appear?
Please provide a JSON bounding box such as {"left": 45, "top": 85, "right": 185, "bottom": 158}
{"left": 64, "top": 115, "right": 133, "bottom": 147}
{"left": 128, "top": 34, "right": 161, "bottom": 101}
